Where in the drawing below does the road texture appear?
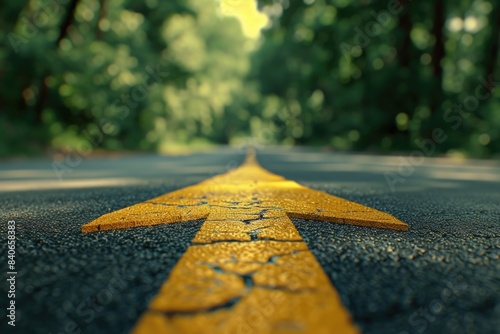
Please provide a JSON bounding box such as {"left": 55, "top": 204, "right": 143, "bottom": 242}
{"left": 0, "top": 147, "right": 499, "bottom": 333}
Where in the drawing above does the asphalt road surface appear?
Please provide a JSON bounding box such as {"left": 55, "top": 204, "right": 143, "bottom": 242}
{"left": 1, "top": 147, "right": 499, "bottom": 333}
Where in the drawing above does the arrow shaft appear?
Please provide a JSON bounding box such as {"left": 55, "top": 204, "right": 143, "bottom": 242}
{"left": 133, "top": 205, "right": 358, "bottom": 334}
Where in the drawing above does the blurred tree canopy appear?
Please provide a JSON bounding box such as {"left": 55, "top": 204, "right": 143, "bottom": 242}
{"left": 0, "top": 0, "right": 499, "bottom": 157}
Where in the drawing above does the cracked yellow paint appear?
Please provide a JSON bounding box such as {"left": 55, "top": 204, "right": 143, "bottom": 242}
{"left": 82, "top": 150, "right": 407, "bottom": 233}
{"left": 82, "top": 150, "right": 407, "bottom": 333}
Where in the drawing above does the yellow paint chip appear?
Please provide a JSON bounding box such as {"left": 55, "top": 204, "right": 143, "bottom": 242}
{"left": 83, "top": 149, "right": 407, "bottom": 333}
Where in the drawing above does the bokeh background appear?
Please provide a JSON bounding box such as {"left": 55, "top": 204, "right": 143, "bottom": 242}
{"left": 1, "top": 0, "right": 499, "bottom": 157}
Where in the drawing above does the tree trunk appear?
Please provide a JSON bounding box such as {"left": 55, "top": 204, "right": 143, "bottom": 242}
{"left": 56, "top": 0, "right": 80, "bottom": 46}
{"left": 485, "top": 2, "right": 500, "bottom": 92}
{"left": 420, "top": 0, "right": 446, "bottom": 144}
{"left": 34, "top": 0, "right": 80, "bottom": 123}
{"left": 96, "top": 0, "right": 106, "bottom": 40}
{"left": 431, "top": 0, "right": 445, "bottom": 109}
{"left": 398, "top": 0, "right": 412, "bottom": 68}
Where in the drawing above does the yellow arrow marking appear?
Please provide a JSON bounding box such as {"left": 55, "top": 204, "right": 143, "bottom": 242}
{"left": 82, "top": 150, "right": 407, "bottom": 333}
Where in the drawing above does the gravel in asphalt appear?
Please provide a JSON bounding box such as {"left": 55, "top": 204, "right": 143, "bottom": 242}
{"left": 1, "top": 148, "right": 498, "bottom": 334}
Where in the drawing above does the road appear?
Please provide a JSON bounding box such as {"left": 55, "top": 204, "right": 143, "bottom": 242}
{"left": 0, "top": 147, "right": 499, "bottom": 333}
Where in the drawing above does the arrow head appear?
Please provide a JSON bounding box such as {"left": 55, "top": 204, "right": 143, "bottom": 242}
{"left": 82, "top": 151, "right": 407, "bottom": 233}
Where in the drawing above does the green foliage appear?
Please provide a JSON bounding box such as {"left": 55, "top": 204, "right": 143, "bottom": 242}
{"left": 0, "top": 0, "right": 498, "bottom": 157}
{"left": 0, "top": 0, "right": 252, "bottom": 155}
{"left": 250, "top": 0, "right": 499, "bottom": 157}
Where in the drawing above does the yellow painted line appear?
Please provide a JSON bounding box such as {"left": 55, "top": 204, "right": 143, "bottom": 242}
{"left": 82, "top": 150, "right": 407, "bottom": 333}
